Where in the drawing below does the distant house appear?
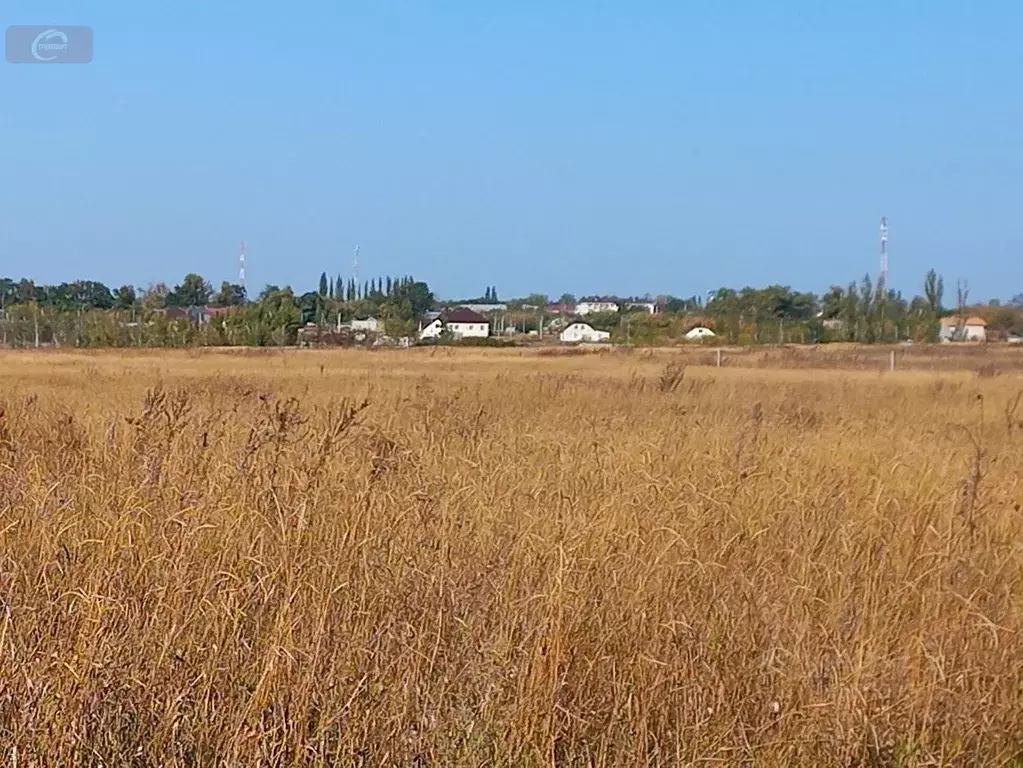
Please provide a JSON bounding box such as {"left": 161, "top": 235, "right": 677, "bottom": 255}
{"left": 684, "top": 326, "right": 716, "bottom": 340}
{"left": 419, "top": 308, "right": 490, "bottom": 340}
{"left": 159, "top": 305, "right": 210, "bottom": 324}
{"left": 625, "top": 301, "right": 658, "bottom": 314}
{"left": 560, "top": 321, "right": 611, "bottom": 343}
{"left": 204, "top": 306, "right": 236, "bottom": 321}
{"left": 419, "top": 318, "right": 443, "bottom": 339}
{"left": 351, "top": 316, "right": 382, "bottom": 333}
{"left": 458, "top": 303, "right": 507, "bottom": 313}
{"left": 939, "top": 316, "right": 987, "bottom": 342}
{"left": 576, "top": 298, "right": 619, "bottom": 315}
{"left": 545, "top": 315, "right": 571, "bottom": 332}
{"left": 546, "top": 303, "right": 573, "bottom": 315}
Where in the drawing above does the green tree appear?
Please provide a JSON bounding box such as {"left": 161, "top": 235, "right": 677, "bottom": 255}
{"left": 256, "top": 286, "right": 302, "bottom": 345}
{"left": 298, "top": 291, "right": 324, "bottom": 325}
{"left": 114, "top": 285, "right": 137, "bottom": 309}
{"left": 141, "top": 282, "right": 170, "bottom": 310}
{"left": 168, "top": 274, "right": 212, "bottom": 307}
{"left": 390, "top": 280, "right": 434, "bottom": 319}
{"left": 922, "top": 269, "right": 944, "bottom": 342}
{"left": 820, "top": 285, "right": 845, "bottom": 319}
{"left": 213, "top": 282, "right": 247, "bottom": 307}
{"left": 70, "top": 280, "right": 115, "bottom": 310}
{"left": 840, "top": 282, "right": 859, "bottom": 342}
{"left": 924, "top": 269, "right": 944, "bottom": 313}
{"left": 858, "top": 274, "right": 875, "bottom": 342}
{"left": 524, "top": 293, "right": 548, "bottom": 308}
{"left": 16, "top": 279, "right": 36, "bottom": 303}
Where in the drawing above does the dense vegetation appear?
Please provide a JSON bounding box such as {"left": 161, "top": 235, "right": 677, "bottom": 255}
{"left": 0, "top": 274, "right": 434, "bottom": 347}
{"left": 1, "top": 270, "right": 1020, "bottom": 347}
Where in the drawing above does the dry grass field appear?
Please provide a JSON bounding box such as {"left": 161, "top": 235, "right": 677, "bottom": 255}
{"left": 1, "top": 346, "right": 1022, "bottom": 766}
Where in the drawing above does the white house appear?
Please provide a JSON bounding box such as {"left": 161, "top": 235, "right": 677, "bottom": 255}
{"left": 419, "top": 318, "right": 443, "bottom": 339}
{"left": 458, "top": 303, "right": 507, "bottom": 313}
{"left": 560, "top": 321, "right": 611, "bottom": 343}
{"left": 351, "top": 316, "right": 382, "bottom": 333}
{"left": 684, "top": 326, "right": 716, "bottom": 340}
{"left": 576, "top": 299, "right": 619, "bottom": 315}
{"left": 626, "top": 301, "right": 657, "bottom": 314}
{"left": 939, "top": 316, "right": 987, "bottom": 342}
{"left": 419, "top": 308, "right": 490, "bottom": 340}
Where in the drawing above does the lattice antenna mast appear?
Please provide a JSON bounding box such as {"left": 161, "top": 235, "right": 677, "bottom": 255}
{"left": 879, "top": 217, "right": 889, "bottom": 292}
{"left": 353, "top": 245, "right": 360, "bottom": 295}
{"left": 238, "top": 241, "right": 246, "bottom": 292}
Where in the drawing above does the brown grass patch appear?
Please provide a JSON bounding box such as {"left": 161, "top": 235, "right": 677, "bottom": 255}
{"left": 0, "top": 348, "right": 1021, "bottom": 764}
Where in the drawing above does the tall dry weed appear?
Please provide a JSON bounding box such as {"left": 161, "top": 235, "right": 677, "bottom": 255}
{"left": 0, "top": 349, "right": 1021, "bottom": 765}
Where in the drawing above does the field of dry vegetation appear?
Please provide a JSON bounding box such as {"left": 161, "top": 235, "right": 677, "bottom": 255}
{"left": 1, "top": 346, "right": 1022, "bottom": 766}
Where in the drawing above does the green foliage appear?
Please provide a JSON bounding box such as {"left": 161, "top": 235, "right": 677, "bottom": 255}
{"left": 1, "top": 266, "right": 1012, "bottom": 348}
{"left": 168, "top": 274, "right": 212, "bottom": 308}
{"left": 523, "top": 292, "right": 548, "bottom": 308}
{"left": 213, "top": 282, "right": 246, "bottom": 307}
{"left": 114, "top": 285, "right": 137, "bottom": 309}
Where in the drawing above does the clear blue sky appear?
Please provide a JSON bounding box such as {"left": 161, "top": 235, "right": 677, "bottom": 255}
{"left": 2, "top": 1, "right": 1020, "bottom": 301}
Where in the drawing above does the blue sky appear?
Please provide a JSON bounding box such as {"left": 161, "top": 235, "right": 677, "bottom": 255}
{"left": 1, "top": 1, "right": 1020, "bottom": 301}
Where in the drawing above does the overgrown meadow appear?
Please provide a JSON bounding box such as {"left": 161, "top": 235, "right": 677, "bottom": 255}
{"left": 1, "top": 347, "right": 1021, "bottom": 766}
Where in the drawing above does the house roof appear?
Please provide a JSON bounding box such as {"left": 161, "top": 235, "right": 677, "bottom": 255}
{"left": 940, "top": 316, "right": 987, "bottom": 327}
{"left": 443, "top": 308, "right": 488, "bottom": 323}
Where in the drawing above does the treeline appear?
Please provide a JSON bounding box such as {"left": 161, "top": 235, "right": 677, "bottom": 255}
{"left": 701, "top": 271, "right": 1022, "bottom": 343}
{"left": 0, "top": 273, "right": 435, "bottom": 348}
{"left": 498, "top": 271, "right": 1022, "bottom": 345}
{"left": 0, "top": 267, "right": 1019, "bottom": 348}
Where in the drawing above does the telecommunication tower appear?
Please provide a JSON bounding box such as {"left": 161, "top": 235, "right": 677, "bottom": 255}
{"left": 353, "top": 245, "right": 360, "bottom": 292}
{"left": 879, "top": 217, "right": 889, "bottom": 291}
{"left": 238, "top": 241, "right": 247, "bottom": 291}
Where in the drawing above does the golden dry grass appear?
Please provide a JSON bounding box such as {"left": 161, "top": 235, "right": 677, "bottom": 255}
{"left": 1, "top": 347, "right": 1022, "bottom": 766}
